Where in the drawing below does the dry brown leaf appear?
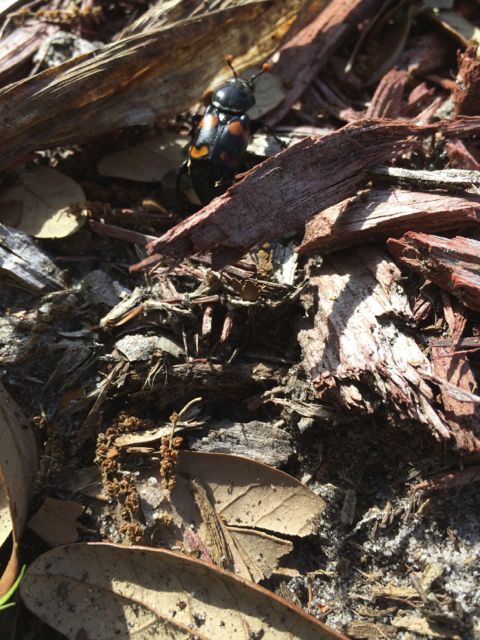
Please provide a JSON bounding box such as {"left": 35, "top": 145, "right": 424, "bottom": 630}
{"left": 245, "top": 68, "right": 285, "bottom": 120}
{"left": 228, "top": 526, "right": 293, "bottom": 582}
{"left": 178, "top": 451, "right": 325, "bottom": 537}
{"left": 56, "top": 465, "right": 106, "bottom": 501}
{"left": 97, "top": 133, "right": 188, "bottom": 182}
{"left": 0, "top": 383, "right": 37, "bottom": 596}
{"left": 20, "top": 543, "right": 347, "bottom": 639}
{"left": 27, "top": 498, "right": 84, "bottom": 547}
{"left": 137, "top": 452, "right": 324, "bottom": 581}
{"left": 0, "top": 166, "right": 86, "bottom": 238}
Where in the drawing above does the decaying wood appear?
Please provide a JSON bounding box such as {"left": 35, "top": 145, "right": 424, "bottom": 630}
{"left": 346, "top": 621, "right": 397, "bottom": 639}
{"left": 414, "top": 466, "right": 480, "bottom": 492}
{"left": 430, "top": 341, "right": 480, "bottom": 452}
{"left": 370, "top": 165, "right": 480, "bottom": 188}
{"left": 140, "top": 120, "right": 436, "bottom": 268}
{"left": 268, "top": 0, "right": 385, "bottom": 123}
{"left": 297, "top": 246, "right": 451, "bottom": 439}
{"left": 387, "top": 233, "right": 480, "bottom": 313}
{"left": 298, "top": 188, "right": 480, "bottom": 256}
{"left": 454, "top": 45, "right": 480, "bottom": 116}
{"left": 0, "top": 223, "right": 64, "bottom": 292}
{"left": 365, "top": 68, "right": 408, "bottom": 119}
{"left": 189, "top": 419, "right": 293, "bottom": 467}
{"left": 442, "top": 116, "right": 480, "bottom": 138}
{"left": 190, "top": 477, "right": 235, "bottom": 571}
{"left": 404, "top": 81, "right": 436, "bottom": 118}
{"left": 0, "top": 0, "right": 301, "bottom": 169}
{"left": 400, "top": 32, "right": 451, "bottom": 78}
{"left": 120, "top": 0, "right": 201, "bottom": 35}
{"left": 425, "top": 294, "right": 480, "bottom": 452}
{"left": 445, "top": 138, "right": 480, "bottom": 170}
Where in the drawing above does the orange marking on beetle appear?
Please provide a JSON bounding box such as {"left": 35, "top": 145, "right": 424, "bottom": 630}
{"left": 198, "top": 114, "right": 218, "bottom": 129}
{"left": 190, "top": 144, "right": 209, "bottom": 158}
{"left": 228, "top": 121, "right": 245, "bottom": 137}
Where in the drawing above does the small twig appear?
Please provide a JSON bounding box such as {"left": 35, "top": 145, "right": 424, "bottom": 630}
{"left": 371, "top": 165, "right": 480, "bottom": 188}
{"left": 169, "top": 397, "right": 202, "bottom": 447}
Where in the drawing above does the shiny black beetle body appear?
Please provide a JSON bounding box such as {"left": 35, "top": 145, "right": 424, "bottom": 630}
{"left": 178, "top": 58, "right": 269, "bottom": 207}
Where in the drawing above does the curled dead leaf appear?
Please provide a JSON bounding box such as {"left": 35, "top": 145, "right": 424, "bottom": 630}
{"left": 0, "top": 383, "right": 38, "bottom": 596}
{"left": 98, "top": 133, "right": 188, "bottom": 182}
{"left": 21, "top": 543, "right": 348, "bottom": 639}
{"left": 0, "top": 166, "right": 86, "bottom": 238}
{"left": 178, "top": 451, "right": 326, "bottom": 537}
{"left": 136, "top": 451, "right": 325, "bottom": 582}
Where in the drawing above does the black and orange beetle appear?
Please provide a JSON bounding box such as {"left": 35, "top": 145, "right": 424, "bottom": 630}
{"left": 178, "top": 55, "right": 271, "bottom": 207}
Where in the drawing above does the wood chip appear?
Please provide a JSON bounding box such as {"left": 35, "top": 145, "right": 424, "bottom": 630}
{"left": 141, "top": 120, "right": 436, "bottom": 269}
{"left": 454, "top": 45, "right": 480, "bottom": 115}
{"left": 188, "top": 419, "right": 293, "bottom": 467}
{"left": 0, "top": 223, "right": 64, "bottom": 292}
{"left": 268, "top": 0, "right": 385, "bottom": 123}
{"left": 387, "top": 233, "right": 480, "bottom": 313}
{"left": 299, "top": 188, "right": 480, "bottom": 255}
{"left": 366, "top": 69, "right": 409, "bottom": 119}
{"left": 297, "top": 246, "right": 451, "bottom": 439}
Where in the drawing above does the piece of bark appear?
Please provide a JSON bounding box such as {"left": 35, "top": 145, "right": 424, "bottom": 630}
{"left": 0, "top": 1, "right": 301, "bottom": 169}
{"left": 298, "top": 188, "right": 480, "bottom": 256}
{"left": 403, "top": 81, "right": 436, "bottom": 118}
{"left": 454, "top": 45, "right": 480, "bottom": 116}
{"left": 399, "top": 32, "right": 451, "bottom": 77}
{"left": 140, "top": 120, "right": 435, "bottom": 269}
{"left": 442, "top": 116, "right": 480, "bottom": 138}
{"left": 188, "top": 419, "right": 293, "bottom": 468}
{"left": 346, "top": 621, "right": 397, "bottom": 640}
{"left": 445, "top": 138, "right": 480, "bottom": 170}
{"left": 297, "top": 245, "right": 451, "bottom": 440}
{"left": 414, "top": 466, "right": 480, "bottom": 492}
{"left": 311, "top": 78, "right": 365, "bottom": 123}
{"left": 0, "top": 223, "right": 64, "bottom": 292}
{"left": 387, "top": 233, "right": 480, "bottom": 313}
{"left": 366, "top": 68, "right": 409, "bottom": 119}
{"left": 430, "top": 340, "right": 480, "bottom": 452}
{"left": 267, "top": 0, "right": 385, "bottom": 123}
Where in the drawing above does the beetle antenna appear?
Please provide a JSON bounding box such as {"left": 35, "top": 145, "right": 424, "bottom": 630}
{"left": 225, "top": 54, "right": 238, "bottom": 79}
{"left": 249, "top": 62, "right": 271, "bottom": 85}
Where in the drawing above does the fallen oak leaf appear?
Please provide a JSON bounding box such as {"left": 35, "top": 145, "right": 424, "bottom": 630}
{"left": 97, "top": 133, "right": 188, "bottom": 182}
{"left": 0, "top": 166, "right": 86, "bottom": 238}
{"left": 0, "top": 383, "right": 38, "bottom": 597}
{"left": 27, "top": 498, "right": 85, "bottom": 548}
{"left": 177, "top": 451, "right": 325, "bottom": 537}
{"left": 20, "top": 543, "right": 348, "bottom": 639}
{"left": 137, "top": 451, "right": 325, "bottom": 581}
